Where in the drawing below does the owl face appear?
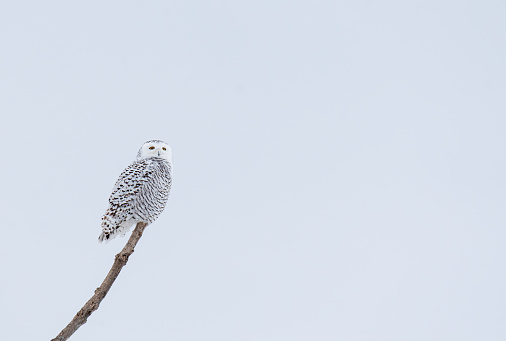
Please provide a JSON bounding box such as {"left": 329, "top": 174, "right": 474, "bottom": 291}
{"left": 137, "top": 140, "right": 172, "bottom": 162}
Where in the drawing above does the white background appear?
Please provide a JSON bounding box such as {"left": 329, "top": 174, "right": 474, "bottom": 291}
{"left": 0, "top": 1, "right": 504, "bottom": 340}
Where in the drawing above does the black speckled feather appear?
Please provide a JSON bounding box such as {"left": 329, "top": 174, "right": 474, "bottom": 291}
{"left": 99, "top": 157, "right": 172, "bottom": 242}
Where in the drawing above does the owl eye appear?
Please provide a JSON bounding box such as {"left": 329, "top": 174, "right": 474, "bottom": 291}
{"left": 149, "top": 146, "right": 155, "bottom": 150}
{"left": 162, "top": 147, "right": 166, "bottom": 151}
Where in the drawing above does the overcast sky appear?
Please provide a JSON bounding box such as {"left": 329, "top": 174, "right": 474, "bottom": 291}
{"left": 0, "top": 1, "right": 505, "bottom": 340}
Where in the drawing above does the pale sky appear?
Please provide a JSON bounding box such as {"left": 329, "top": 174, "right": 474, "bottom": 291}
{"left": 0, "top": 1, "right": 505, "bottom": 340}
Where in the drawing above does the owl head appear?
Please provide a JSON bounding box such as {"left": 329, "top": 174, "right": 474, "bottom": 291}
{"left": 137, "top": 140, "right": 172, "bottom": 162}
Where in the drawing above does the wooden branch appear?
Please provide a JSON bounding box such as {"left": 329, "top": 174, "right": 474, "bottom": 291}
{"left": 51, "top": 222, "right": 149, "bottom": 341}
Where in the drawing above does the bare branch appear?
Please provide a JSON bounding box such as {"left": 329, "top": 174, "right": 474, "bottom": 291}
{"left": 51, "top": 222, "right": 149, "bottom": 341}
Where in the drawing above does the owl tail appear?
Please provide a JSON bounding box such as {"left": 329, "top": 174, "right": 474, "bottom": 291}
{"left": 98, "top": 219, "right": 136, "bottom": 243}
{"left": 98, "top": 230, "right": 113, "bottom": 243}
{"left": 98, "top": 227, "right": 125, "bottom": 243}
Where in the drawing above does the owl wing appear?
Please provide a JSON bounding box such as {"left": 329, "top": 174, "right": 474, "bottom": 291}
{"left": 101, "top": 159, "right": 154, "bottom": 239}
{"left": 109, "top": 160, "right": 150, "bottom": 208}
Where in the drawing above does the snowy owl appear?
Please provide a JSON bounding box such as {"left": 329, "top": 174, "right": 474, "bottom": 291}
{"left": 98, "top": 140, "right": 172, "bottom": 242}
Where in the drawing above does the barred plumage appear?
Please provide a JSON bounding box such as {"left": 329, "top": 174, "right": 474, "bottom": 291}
{"left": 99, "top": 140, "right": 172, "bottom": 242}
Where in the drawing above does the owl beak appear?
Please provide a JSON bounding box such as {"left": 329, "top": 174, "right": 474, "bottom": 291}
{"left": 158, "top": 151, "right": 160, "bottom": 156}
